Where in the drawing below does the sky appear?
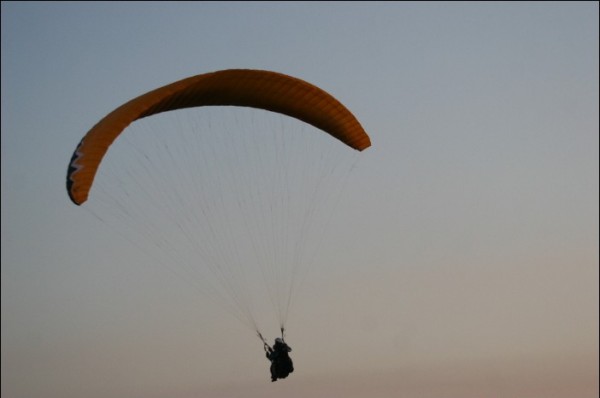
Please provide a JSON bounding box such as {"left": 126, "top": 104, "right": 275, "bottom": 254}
{"left": 1, "top": 2, "right": 598, "bottom": 397}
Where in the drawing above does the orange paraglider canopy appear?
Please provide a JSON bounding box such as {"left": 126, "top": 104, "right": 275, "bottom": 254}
{"left": 66, "top": 69, "right": 371, "bottom": 205}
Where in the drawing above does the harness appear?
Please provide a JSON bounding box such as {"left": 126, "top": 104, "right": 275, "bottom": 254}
{"left": 258, "top": 326, "right": 286, "bottom": 353}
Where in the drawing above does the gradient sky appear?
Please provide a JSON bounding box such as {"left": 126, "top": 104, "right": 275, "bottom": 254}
{"left": 2, "top": 2, "right": 598, "bottom": 398}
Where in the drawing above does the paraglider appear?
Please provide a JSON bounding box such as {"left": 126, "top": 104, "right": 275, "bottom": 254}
{"left": 67, "top": 69, "right": 370, "bottom": 205}
{"left": 257, "top": 329, "right": 293, "bottom": 382}
{"left": 66, "top": 69, "right": 370, "bottom": 381}
{"left": 265, "top": 337, "right": 294, "bottom": 382}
